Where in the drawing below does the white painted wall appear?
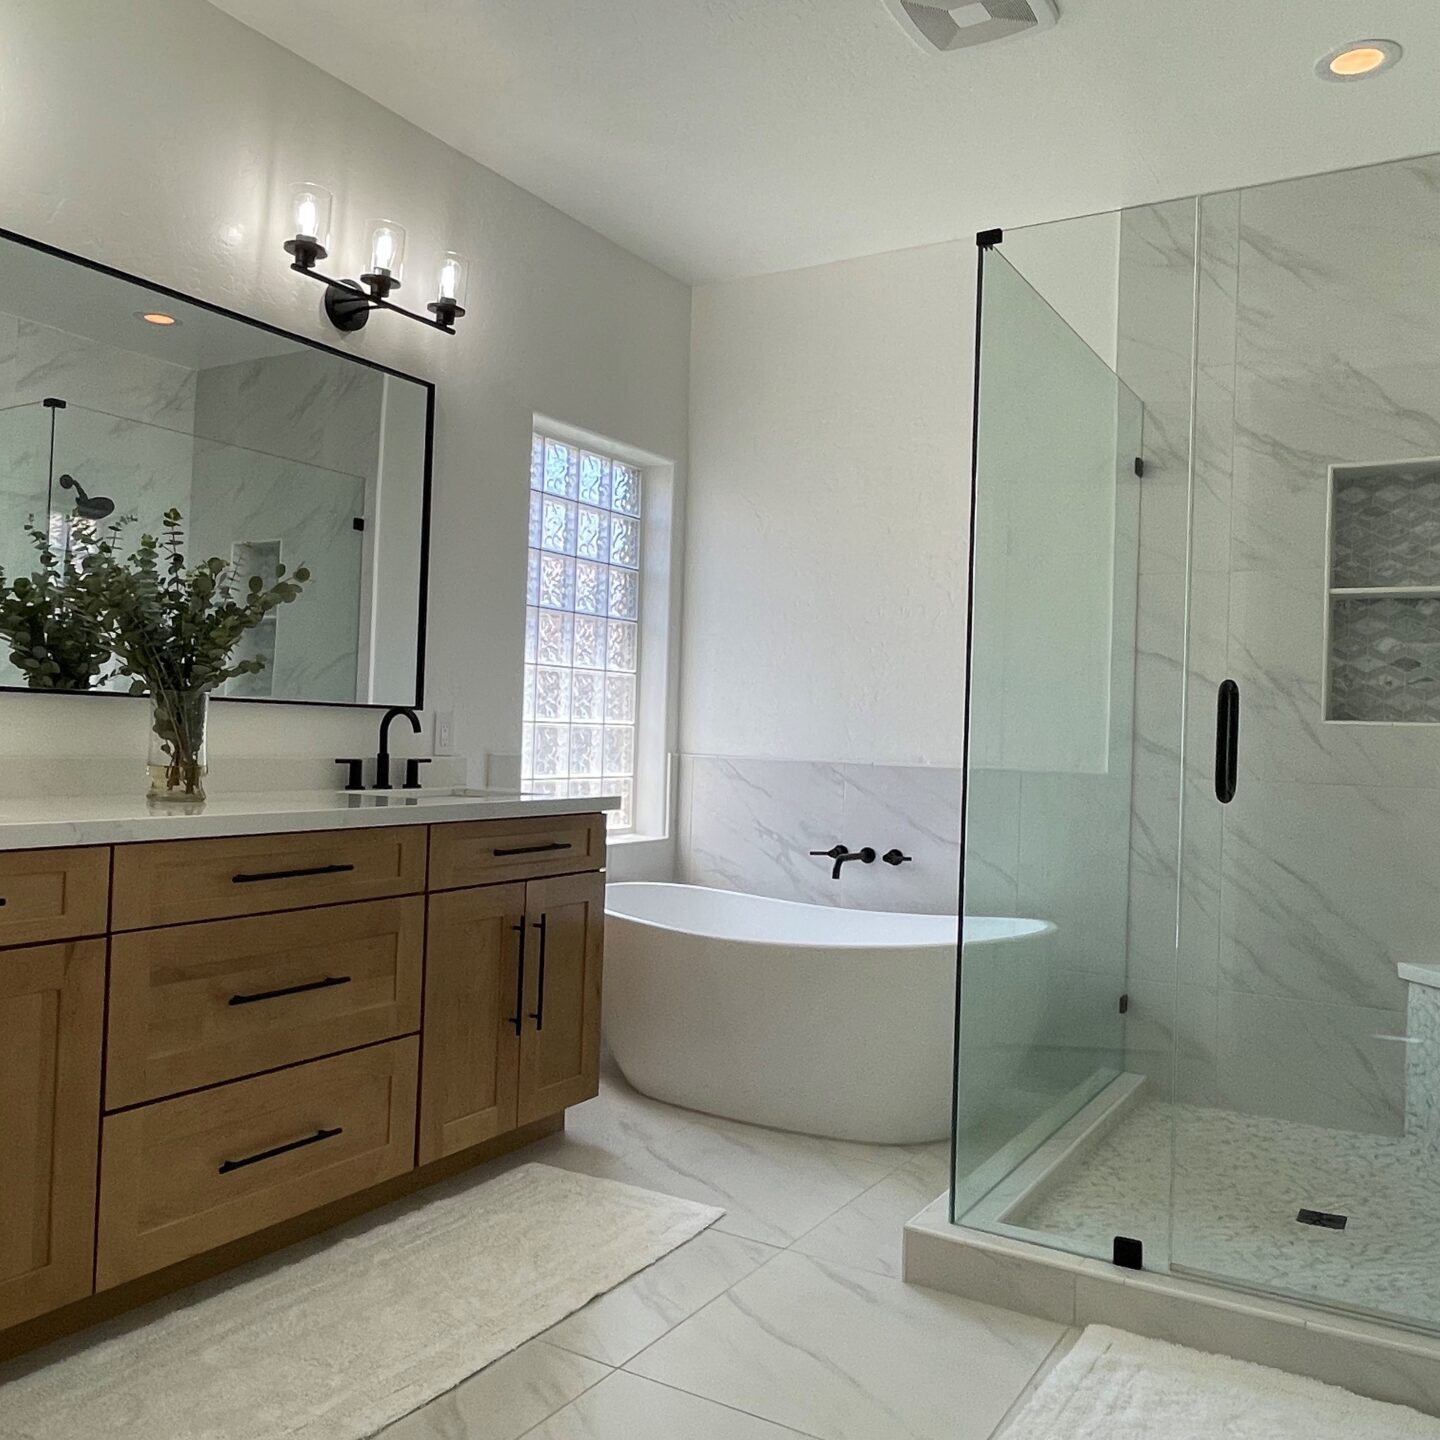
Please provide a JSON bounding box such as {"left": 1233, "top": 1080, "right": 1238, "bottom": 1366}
{"left": 683, "top": 242, "right": 972, "bottom": 766}
{"left": 681, "top": 218, "right": 1122, "bottom": 768}
{"left": 0, "top": 0, "right": 690, "bottom": 809}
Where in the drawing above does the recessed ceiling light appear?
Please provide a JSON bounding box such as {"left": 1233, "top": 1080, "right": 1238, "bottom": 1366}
{"left": 136, "top": 310, "right": 179, "bottom": 326}
{"left": 1317, "top": 39, "right": 1402, "bottom": 82}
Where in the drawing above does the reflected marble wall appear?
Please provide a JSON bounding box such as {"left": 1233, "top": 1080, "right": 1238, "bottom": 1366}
{"left": 0, "top": 313, "right": 198, "bottom": 688}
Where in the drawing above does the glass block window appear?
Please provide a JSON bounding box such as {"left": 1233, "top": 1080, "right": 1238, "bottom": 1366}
{"left": 523, "top": 433, "right": 642, "bottom": 831}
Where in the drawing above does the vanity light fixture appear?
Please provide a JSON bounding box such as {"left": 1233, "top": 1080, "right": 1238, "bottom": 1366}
{"left": 282, "top": 182, "right": 465, "bottom": 335}
{"left": 1317, "top": 39, "right": 1402, "bottom": 82}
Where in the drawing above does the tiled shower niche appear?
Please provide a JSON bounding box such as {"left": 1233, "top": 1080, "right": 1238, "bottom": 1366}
{"left": 1327, "top": 458, "right": 1440, "bottom": 722}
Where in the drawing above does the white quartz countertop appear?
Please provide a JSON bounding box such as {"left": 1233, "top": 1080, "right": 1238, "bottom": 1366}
{"left": 0, "top": 789, "right": 619, "bottom": 850}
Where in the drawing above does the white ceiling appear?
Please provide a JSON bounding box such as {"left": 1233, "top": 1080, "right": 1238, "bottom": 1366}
{"left": 208, "top": 0, "right": 1440, "bottom": 284}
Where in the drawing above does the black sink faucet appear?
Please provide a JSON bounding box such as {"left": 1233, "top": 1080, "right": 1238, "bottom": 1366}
{"left": 809, "top": 844, "right": 877, "bottom": 881}
{"left": 375, "top": 706, "right": 422, "bottom": 789}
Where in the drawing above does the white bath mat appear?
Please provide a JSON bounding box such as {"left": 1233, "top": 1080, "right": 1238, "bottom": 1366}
{"left": 0, "top": 1163, "right": 721, "bottom": 1440}
{"left": 1001, "top": 1325, "right": 1440, "bottom": 1439}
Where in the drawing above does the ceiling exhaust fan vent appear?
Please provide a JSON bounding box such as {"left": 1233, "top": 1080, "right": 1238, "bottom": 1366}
{"left": 884, "top": 0, "right": 1058, "bottom": 53}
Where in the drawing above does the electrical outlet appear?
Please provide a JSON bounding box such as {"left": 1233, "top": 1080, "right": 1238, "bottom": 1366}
{"left": 433, "top": 710, "right": 455, "bottom": 755}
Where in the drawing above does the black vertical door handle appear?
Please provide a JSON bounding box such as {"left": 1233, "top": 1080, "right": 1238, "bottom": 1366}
{"left": 529, "top": 914, "right": 548, "bottom": 1031}
{"left": 1215, "top": 679, "right": 1239, "bottom": 804}
{"left": 509, "top": 919, "right": 527, "bottom": 1036}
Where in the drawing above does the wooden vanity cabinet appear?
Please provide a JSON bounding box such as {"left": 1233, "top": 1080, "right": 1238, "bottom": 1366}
{"left": 419, "top": 866, "right": 605, "bottom": 1162}
{"left": 0, "top": 810, "right": 606, "bottom": 1353}
{"left": 0, "top": 939, "right": 105, "bottom": 1330}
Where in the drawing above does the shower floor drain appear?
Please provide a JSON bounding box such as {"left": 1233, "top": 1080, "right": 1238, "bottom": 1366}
{"left": 1296, "top": 1208, "right": 1348, "bottom": 1230}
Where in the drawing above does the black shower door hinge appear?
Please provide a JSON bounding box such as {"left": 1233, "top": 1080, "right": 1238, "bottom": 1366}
{"left": 1112, "top": 1236, "right": 1144, "bottom": 1270}
{"left": 1134, "top": 457, "right": 1145, "bottom": 478}
{"left": 1118, "top": 992, "right": 1129, "bottom": 1015}
{"left": 352, "top": 517, "right": 365, "bottom": 531}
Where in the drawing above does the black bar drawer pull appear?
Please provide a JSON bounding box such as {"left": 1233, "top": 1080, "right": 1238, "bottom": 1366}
{"left": 218, "top": 1126, "right": 343, "bottom": 1174}
{"left": 493, "top": 841, "right": 572, "bottom": 859}
{"left": 228, "top": 975, "right": 352, "bottom": 1007}
{"left": 231, "top": 862, "right": 356, "bottom": 885}
{"left": 1215, "top": 679, "right": 1239, "bottom": 805}
{"left": 510, "top": 919, "right": 527, "bottom": 1036}
{"left": 530, "top": 914, "right": 549, "bottom": 1031}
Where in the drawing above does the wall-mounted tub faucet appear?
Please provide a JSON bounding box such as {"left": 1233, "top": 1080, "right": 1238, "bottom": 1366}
{"left": 809, "top": 844, "right": 876, "bottom": 880}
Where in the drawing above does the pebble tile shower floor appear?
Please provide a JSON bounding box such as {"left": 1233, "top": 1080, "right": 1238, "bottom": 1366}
{"left": 1011, "top": 1099, "right": 1440, "bottom": 1331}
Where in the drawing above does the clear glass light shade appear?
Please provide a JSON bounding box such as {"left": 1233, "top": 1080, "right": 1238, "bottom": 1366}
{"left": 289, "top": 182, "right": 333, "bottom": 248}
{"left": 437, "top": 251, "right": 469, "bottom": 307}
{"left": 365, "top": 220, "right": 406, "bottom": 283}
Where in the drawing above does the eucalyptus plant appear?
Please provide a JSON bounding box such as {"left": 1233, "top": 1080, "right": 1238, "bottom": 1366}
{"left": 0, "top": 519, "right": 114, "bottom": 690}
{"left": 91, "top": 509, "right": 310, "bottom": 797}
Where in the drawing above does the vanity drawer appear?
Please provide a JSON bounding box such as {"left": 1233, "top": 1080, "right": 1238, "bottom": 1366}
{"left": 106, "top": 898, "right": 424, "bottom": 1108}
{"left": 0, "top": 846, "right": 109, "bottom": 946}
{"left": 111, "top": 826, "right": 427, "bottom": 930}
{"left": 429, "top": 813, "right": 606, "bottom": 890}
{"left": 96, "top": 1037, "right": 418, "bottom": 1288}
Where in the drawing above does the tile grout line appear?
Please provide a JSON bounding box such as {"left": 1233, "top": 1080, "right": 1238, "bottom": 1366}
{"left": 508, "top": 1344, "right": 618, "bottom": 1440}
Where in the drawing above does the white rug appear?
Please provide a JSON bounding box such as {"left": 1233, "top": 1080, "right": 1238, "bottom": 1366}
{"left": 1002, "top": 1326, "right": 1440, "bottom": 1439}
{"left": 0, "top": 1163, "right": 721, "bottom": 1440}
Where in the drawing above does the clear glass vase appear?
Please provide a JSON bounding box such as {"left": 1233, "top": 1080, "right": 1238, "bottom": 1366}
{"left": 147, "top": 688, "right": 209, "bottom": 802}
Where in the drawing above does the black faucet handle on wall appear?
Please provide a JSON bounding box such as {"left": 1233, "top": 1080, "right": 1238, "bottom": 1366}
{"left": 809, "top": 844, "right": 850, "bottom": 860}
{"left": 882, "top": 849, "right": 913, "bottom": 867}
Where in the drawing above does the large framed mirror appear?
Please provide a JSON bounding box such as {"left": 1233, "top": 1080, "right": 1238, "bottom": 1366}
{"left": 0, "top": 228, "right": 432, "bottom": 708}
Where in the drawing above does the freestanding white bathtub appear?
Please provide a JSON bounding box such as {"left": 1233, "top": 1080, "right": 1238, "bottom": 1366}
{"left": 604, "top": 882, "right": 1054, "bottom": 1145}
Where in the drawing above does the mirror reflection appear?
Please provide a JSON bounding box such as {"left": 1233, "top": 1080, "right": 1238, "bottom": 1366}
{"left": 0, "top": 236, "right": 430, "bottom": 707}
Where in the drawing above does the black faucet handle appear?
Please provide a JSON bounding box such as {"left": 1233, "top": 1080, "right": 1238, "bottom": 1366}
{"left": 334, "top": 758, "right": 366, "bottom": 791}
{"left": 403, "top": 757, "right": 432, "bottom": 790}
{"left": 882, "top": 849, "right": 913, "bottom": 866}
{"left": 809, "top": 844, "right": 849, "bottom": 860}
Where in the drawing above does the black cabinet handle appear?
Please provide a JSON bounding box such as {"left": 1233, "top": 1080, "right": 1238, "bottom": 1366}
{"left": 509, "top": 919, "right": 527, "bottom": 1036}
{"left": 1215, "top": 679, "right": 1240, "bottom": 805}
{"left": 218, "top": 1126, "right": 343, "bottom": 1174}
{"left": 232, "top": 863, "right": 356, "bottom": 885}
{"left": 530, "top": 914, "right": 548, "bottom": 1031}
{"left": 0, "top": 897, "right": 6, "bottom": 907}
{"left": 228, "top": 975, "right": 351, "bottom": 1007}
{"left": 494, "top": 841, "right": 572, "bottom": 859}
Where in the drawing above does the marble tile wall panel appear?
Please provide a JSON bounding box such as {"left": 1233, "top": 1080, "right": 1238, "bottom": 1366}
{"left": 679, "top": 756, "right": 847, "bottom": 907}
{"left": 1215, "top": 988, "right": 1405, "bottom": 1136}
{"left": 1405, "top": 982, "right": 1440, "bottom": 1150}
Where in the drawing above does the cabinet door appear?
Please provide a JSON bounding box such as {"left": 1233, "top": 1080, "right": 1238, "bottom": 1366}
{"left": 418, "top": 884, "right": 525, "bottom": 1163}
{"left": 517, "top": 872, "right": 604, "bottom": 1126}
{"left": 0, "top": 940, "right": 104, "bottom": 1330}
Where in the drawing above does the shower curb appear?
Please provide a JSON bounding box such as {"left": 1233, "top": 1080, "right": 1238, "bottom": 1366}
{"left": 903, "top": 1199, "right": 1440, "bottom": 1417}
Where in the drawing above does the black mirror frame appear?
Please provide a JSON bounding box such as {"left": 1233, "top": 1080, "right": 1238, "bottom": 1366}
{"left": 0, "top": 222, "right": 434, "bottom": 713}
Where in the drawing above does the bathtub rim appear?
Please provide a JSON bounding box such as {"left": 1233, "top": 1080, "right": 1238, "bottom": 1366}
{"left": 603, "top": 880, "right": 1055, "bottom": 953}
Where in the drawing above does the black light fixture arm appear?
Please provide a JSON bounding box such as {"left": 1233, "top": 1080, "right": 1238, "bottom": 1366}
{"left": 289, "top": 260, "right": 464, "bottom": 335}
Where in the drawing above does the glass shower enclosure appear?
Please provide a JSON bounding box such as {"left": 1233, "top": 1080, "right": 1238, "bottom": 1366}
{"left": 954, "top": 152, "right": 1440, "bottom": 1334}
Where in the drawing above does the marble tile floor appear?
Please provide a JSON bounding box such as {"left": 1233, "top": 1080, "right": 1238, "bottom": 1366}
{"left": 377, "top": 1058, "right": 1078, "bottom": 1440}
{"left": 1011, "top": 1098, "right": 1440, "bottom": 1332}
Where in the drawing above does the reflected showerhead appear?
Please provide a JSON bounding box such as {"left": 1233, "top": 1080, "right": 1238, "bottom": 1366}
{"left": 58, "top": 474, "right": 115, "bottom": 520}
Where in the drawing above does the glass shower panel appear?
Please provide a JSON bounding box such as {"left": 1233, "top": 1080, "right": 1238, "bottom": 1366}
{"left": 953, "top": 247, "right": 1164, "bottom": 1263}
{"left": 1167, "top": 159, "right": 1440, "bottom": 1333}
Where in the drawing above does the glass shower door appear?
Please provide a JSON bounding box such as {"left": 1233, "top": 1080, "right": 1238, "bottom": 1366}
{"left": 953, "top": 246, "right": 1169, "bottom": 1263}
{"left": 1167, "top": 172, "right": 1440, "bottom": 1333}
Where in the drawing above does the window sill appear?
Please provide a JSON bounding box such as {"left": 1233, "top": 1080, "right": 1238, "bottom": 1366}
{"left": 608, "top": 831, "right": 668, "bottom": 847}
